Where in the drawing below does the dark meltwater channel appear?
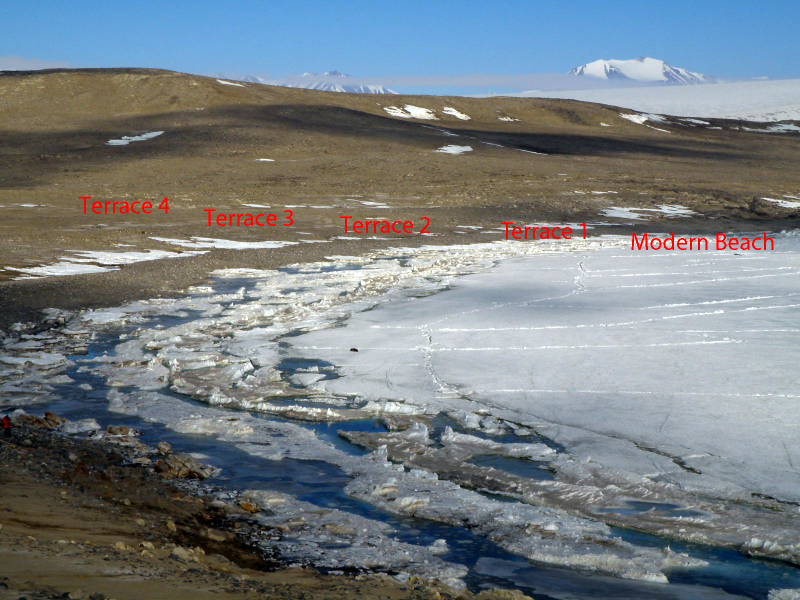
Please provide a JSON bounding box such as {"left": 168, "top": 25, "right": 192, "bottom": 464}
{"left": 35, "top": 304, "right": 800, "bottom": 600}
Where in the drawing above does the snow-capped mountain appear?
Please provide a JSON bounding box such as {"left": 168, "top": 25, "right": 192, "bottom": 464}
{"left": 569, "top": 57, "right": 714, "bottom": 85}
{"left": 236, "top": 71, "right": 397, "bottom": 94}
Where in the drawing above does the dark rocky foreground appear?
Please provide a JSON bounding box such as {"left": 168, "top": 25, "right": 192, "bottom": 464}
{"left": 0, "top": 412, "right": 531, "bottom": 600}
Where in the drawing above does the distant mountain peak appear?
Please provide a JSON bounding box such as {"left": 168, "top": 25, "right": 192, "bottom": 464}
{"left": 234, "top": 70, "right": 396, "bottom": 94}
{"left": 569, "top": 57, "right": 714, "bottom": 85}
{"left": 300, "top": 70, "right": 349, "bottom": 77}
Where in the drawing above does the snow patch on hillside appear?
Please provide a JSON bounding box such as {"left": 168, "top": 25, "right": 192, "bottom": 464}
{"left": 442, "top": 107, "right": 471, "bottom": 120}
{"left": 150, "top": 237, "right": 298, "bottom": 250}
{"left": 106, "top": 131, "right": 164, "bottom": 146}
{"left": 435, "top": 145, "right": 472, "bottom": 155}
{"left": 384, "top": 105, "right": 438, "bottom": 120}
{"left": 6, "top": 249, "right": 203, "bottom": 279}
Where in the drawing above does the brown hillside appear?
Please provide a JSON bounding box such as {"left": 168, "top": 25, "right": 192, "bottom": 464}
{"left": 0, "top": 67, "right": 798, "bottom": 329}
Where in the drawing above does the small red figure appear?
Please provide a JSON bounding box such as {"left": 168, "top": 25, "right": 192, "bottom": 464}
{"left": 2, "top": 414, "right": 11, "bottom": 437}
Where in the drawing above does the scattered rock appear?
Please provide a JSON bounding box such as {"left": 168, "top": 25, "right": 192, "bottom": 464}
{"left": 154, "top": 453, "right": 214, "bottom": 479}
{"left": 106, "top": 425, "right": 140, "bottom": 436}
{"left": 44, "top": 411, "right": 66, "bottom": 428}
{"left": 113, "top": 541, "right": 133, "bottom": 551}
{"left": 237, "top": 500, "right": 259, "bottom": 513}
{"left": 165, "top": 520, "right": 177, "bottom": 532}
{"left": 15, "top": 414, "right": 52, "bottom": 430}
{"left": 201, "top": 527, "right": 228, "bottom": 542}
{"left": 170, "top": 546, "right": 193, "bottom": 561}
{"left": 157, "top": 441, "right": 172, "bottom": 455}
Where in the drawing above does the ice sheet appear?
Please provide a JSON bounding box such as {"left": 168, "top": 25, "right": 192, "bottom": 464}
{"left": 515, "top": 79, "right": 800, "bottom": 121}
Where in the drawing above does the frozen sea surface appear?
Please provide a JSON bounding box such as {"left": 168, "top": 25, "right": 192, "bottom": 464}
{"left": 291, "top": 237, "right": 800, "bottom": 500}
{"left": 288, "top": 235, "right": 800, "bottom": 558}
{"left": 4, "top": 235, "right": 800, "bottom": 596}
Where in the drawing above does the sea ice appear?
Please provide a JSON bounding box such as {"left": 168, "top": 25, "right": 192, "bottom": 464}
{"left": 285, "top": 234, "right": 800, "bottom": 563}
{"left": 7, "top": 235, "right": 800, "bottom": 583}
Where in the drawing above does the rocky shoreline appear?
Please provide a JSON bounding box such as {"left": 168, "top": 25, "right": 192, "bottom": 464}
{"left": 0, "top": 412, "right": 531, "bottom": 600}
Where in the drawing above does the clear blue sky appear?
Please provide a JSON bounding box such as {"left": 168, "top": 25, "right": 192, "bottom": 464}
{"left": 4, "top": 0, "right": 798, "bottom": 82}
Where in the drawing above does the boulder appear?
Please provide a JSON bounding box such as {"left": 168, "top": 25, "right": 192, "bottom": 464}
{"left": 154, "top": 453, "right": 215, "bottom": 479}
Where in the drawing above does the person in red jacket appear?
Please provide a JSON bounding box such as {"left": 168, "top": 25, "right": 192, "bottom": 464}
{"left": 2, "top": 414, "right": 11, "bottom": 437}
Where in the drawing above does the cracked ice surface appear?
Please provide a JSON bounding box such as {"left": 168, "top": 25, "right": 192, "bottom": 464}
{"left": 287, "top": 234, "right": 800, "bottom": 562}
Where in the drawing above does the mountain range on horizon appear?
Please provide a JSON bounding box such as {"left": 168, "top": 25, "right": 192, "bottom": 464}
{"left": 216, "top": 58, "right": 716, "bottom": 95}
{"left": 235, "top": 70, "right": 397, "bottom": 94}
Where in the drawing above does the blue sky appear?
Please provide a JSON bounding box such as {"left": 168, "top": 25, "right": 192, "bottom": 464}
{"left": 3, "top": 0, "right": 798, "bottom": 89}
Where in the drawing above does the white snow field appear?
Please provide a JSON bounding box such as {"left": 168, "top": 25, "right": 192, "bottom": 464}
{"left": 513, "top": 78, "right": 800, "bottom": 121}
{"left": 3, "top": 235, "right": 800, "bottom": 592}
